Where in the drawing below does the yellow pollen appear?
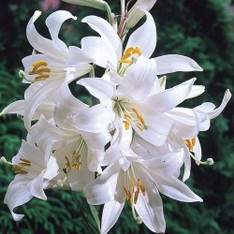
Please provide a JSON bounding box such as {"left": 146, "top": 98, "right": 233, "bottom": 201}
{"left": 63, "top": 152, "right": 82, "bottom": 173}
{"left": 29, "top": 60, "right": 51, "bottom": 81}
{"left": 13, "top": 168, "right": 28, "bottom": 174}
{"left": 124, "top": 113, "right": 132, "bottom": 119}
{"left": 119, "top": 47, "right": 142, "bottom": 64}
{"left": 131, "top": 108, "right": 145, "bottom": 125}
{"left": 185, "top": 138, "right": 196, "bottom": 151}
{"left": 123, "top": 120, "right": 130, "bottom": 130}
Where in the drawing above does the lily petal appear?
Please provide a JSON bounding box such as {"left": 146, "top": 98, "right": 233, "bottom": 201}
{"left": 134, "top": 165, "right": 166, "bottom": 233}
{"left": 82, "top": 15, "right": 122, "bottom": 57}
{"left": 4, "top": 177, "right": 33, "bottom": 221}
{"left": 156, "top": 175, "right": 203, "bottom": 202}
{"left": 83, "top": 163, "right": 120, "bottom": 205}
{"left": 126, "top": 11, "right": 156, "bottom": 58}
{"left": 45, "top": 10, "right": 77, "bottom": 54}
{"left": 77, "top": 77, "right": 116, "bottom": 102}
{"left": 154, "top": 54, "right": 203, "bottom": 75}
{"left": 146, "top": 78, "right": 196, "bottom": 113}
{"left": 101, "top": 200, "right": 125, "bottom": 234}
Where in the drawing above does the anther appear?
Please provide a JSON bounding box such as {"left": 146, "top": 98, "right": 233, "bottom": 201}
{"left": 123, "top": 120, "right": 130, "bottom": 130}
{"left": 29, "top": 60, "right": 51, "bottom": 81}
{"left": 185, "top": 138, "right": 196, "bottom": 151}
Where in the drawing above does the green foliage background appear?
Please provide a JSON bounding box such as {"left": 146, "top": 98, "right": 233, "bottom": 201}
{"left": 0, "top": 0, "right": 233, "bottom": 233}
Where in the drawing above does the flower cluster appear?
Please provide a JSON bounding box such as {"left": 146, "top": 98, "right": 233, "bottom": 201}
{"left": 0, "top": 0, "right": 231, "bottom": 233}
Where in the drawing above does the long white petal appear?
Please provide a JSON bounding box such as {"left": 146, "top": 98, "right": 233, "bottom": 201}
{"left": 83, "top": 163, "right": 120, "bottom": 205}
{"left": 82, "top": 15, "right": 122, "bottom": 58}
{"left": 81, "top": 36, "right": 118, "bottom": 69}
{"left": 45, "top": 10, "right": 77, "bottom": 53}
{"left": 146, "top": 78, "right": 196, "bottom": 113}
{"left": 101, "top": 200, "right": 125, "bottom": 234}
{"left": 134, "top": 165, "right": 166, "bottom": 233}
{"left": 187, "top": 85, "right": 205, "bottom": 99}
{"left": 117, "top": 57, "right": 158, "bottom": 101}
{"left": 4, "top": 177, "right": 33, "bottom": 221}
{"left": 154, "top": 54, "right": 203, "bottom": 75}
{"left": 77, "top": 77, "right": 116, "bottom": 101}
{"left": 0, "top": 100, "right": 25, "bottom": 116}
{"left": 204, "top": 89, "right": 231, "bottom": 119}
{"left": 126, "top": 11, "right": 156, "bottom": 58}
{"left": 26, "top": 11, "right": 66, "bottom": 62}
{"left": 156, "top": 175, "right": 203, "bottom": 202}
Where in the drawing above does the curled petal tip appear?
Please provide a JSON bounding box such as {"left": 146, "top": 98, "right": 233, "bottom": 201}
{"left": 33, "top": 10, "right": 42, "bottom": 21}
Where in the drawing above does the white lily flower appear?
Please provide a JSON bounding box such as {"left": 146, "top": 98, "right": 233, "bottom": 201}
{"left": 84, "top": 136, "right": 202, "bottom": 233}
{"left": 78, "top": 58, "right": 197, "bottom": 147}
{"left": 81, "top": 11, "right": 202, "bottom": 82}
{"left": 2, "top": 137, "right": 59, "bottom": 221}
{"left": 1, "top": 10, "right": 92, "bottom": 130}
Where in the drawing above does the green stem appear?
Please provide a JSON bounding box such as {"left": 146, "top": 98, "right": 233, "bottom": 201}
{"left": 71, "top": 191, "right": 100, "bottom": 234}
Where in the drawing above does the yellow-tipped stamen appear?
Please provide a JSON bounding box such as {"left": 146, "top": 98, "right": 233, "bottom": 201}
{"left": 124, "top": 113, "right": 132, "bottom": 119}
{"left": 185, "top": 138, "right": 196, "bottom": 151}
{"left": 29, "top": 60, "right": 51, "bottom": 81}
{"left": 124, "top": 175, "right": 146, "bottom": 224}
{"left": 119, "top": 47, "right": 142, "bottom": 64}
{"left": 123, "top": 120, "right": 130, "bottom": 130}
{"left": 19, "top": 158, "right": 31, "bottom": 163}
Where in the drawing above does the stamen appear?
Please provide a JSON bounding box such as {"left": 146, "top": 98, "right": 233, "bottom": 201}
{"left": 119, "top": 47, "right": 142, "bottom": 64}
{"left": 185, "top": 138, "right": 196, "bottom": 151}
{"left": 19, "top": 158, "right": 31, "bottom": 163}
{"left": 123, "top": 120, "right": 130, "bottom": 130}
{"left": 124, "top": 113, "right": 132, "bottom": 119}
{"left": 130, "top": 177, "right": 135, "bottom": 192}
{"left": 63, "top": 151, "right": 83, "bottom": 174}
{"left": 28, "top": 60, "right": 51, "bottom": 81}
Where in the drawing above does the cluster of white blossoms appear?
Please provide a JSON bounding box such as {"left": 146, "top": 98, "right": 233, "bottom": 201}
{"left": 0, "top": 0, "right": 232, "bottom": 233}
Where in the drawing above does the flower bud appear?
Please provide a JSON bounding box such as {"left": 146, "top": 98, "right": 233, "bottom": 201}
{"left": 126, "top": 0, "right": 157, "bottom": 29}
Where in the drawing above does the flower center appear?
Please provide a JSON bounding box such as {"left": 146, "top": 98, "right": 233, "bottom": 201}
{"left": 119, "top": 47, "right": 142, "bottom": 64}
{"left": 63, "top": 150, "right": 82, "bottom": 174}
{"left": 118, "top": 47, "right": 142, "bottom": 76}
{"left": 62, "top": 139, "right": 87, "bottom": 175}
{"left": 28, "top": 60, "right": 51, "bottom": 81}
{"left": 115, "top": 100, "right": 146, "bottom": 131}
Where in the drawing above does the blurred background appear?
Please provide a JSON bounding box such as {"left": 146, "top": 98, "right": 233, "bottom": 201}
{"left": 0, "top": 0, "right": 233, "bottom": 233}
